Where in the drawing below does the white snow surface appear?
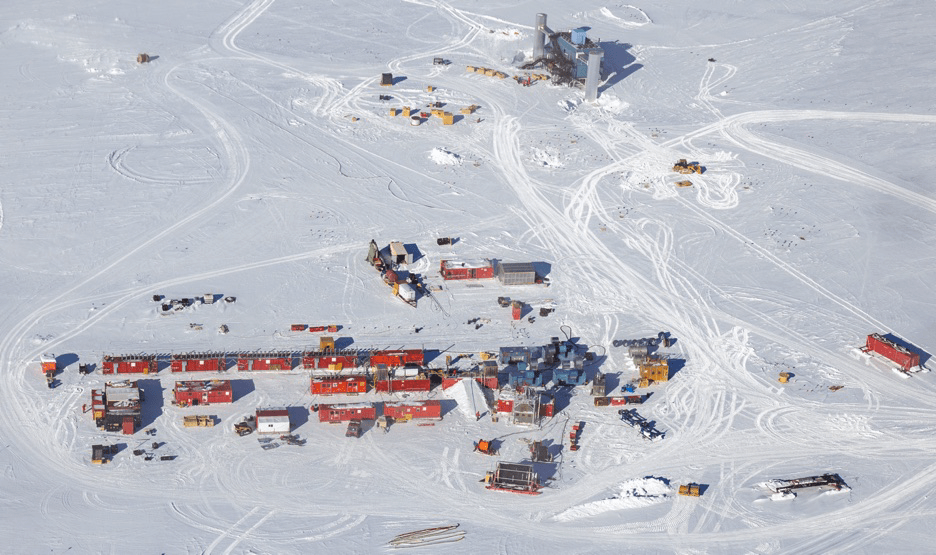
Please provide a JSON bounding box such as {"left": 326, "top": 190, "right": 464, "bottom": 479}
{"left": 553, "top": 477, "right": 671, "bottom": 521}
{"left": 429, "top": 146, "right": 462, "bottom": 165}
{"left": 2, "top": 0, "right": 936, "bottom": 552}
{"left": 445, "top": 378, "right": 489, "bottom": 419}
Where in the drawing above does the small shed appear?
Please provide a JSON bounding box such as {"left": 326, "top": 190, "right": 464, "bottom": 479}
{"left": 256, "top": 408, "right": 291, "bottom": 434}
{"left": 389, "top": 242, "right": 413, "bottom": 265}
{"left": 496, "top": 262, "right": 536, "bottom": 285}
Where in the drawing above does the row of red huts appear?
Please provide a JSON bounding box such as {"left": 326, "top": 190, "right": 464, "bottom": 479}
{"left": 316, "top": 400, "right": 442, "bottom": 423}
{"left": 101, "top": 349, "right": 425, "bottom": 375}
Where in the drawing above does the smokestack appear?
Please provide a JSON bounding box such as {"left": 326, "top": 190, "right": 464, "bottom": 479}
{"left": 533, "top": 13, "right": 547, "bottom": 61}
{"left": 584, "top": 50, "right": 604, "bottom": 102}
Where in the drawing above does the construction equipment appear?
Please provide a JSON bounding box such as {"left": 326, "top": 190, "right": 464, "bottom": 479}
{"left": 675, "top": 180, "right": 693, "bottom": 187}
{"left": 678, "top": 483, "right": 702, "bottom": 497}
{"left": 234, "top": 418, "right": 254, "bottom": 436}
{"left": 474, "top": 439, "right": 498, "bottom": 455}
{"left": 530, "top": 440, "right": 552, "bottom": 462}
{"left": 778, "top": 372, "right": 792, "bottom": 383}
{"left": 673, "top": 159, "right": 703, "bottom": 174}
{"left": 485, "top": 462, "right": 541, "bottom": 495}
{"left": 137, "top": 53, "right": 150, "bottom": 64}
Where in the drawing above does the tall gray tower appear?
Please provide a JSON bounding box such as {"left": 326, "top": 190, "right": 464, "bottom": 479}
{"left": 533, "top": 13, "right": 547, "bottom": 60}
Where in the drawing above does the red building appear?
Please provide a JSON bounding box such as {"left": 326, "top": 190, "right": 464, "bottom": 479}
{"left": 318, "top": 403, "right": 377, "bottom": 423}
{"left": 497, "top": 387, "right": 517, "bottom": 413}
{"left": 440, "top": 259, "right": 494, "bottom": 280}
{"left": 170, "top": 353, "right": 223, "bottom": 373}
{"left": 383, "top": 400, "right": 442, "bottom": 421}
{"left": 302, "top": 351, "right": 359, "bottom": 370}
{"left": 101, "top": 355, "right": 157, "bottom": 375}
{"left": 864, "top": 333, "right": 920, "bottom": 371}
{"left": 311, "top": 376, "right": 368, "bottom": 395}
{"left": 370, "top": 349, "right": 424, "bottom": 367}
{"left": 174, "top": 380, "right": 234, "bottom": 405}
{"left": 245, "top": 353, "right": 293, "bottom": 371}
{"left": 91, "top": 380, "right": 141, "bottom": 435}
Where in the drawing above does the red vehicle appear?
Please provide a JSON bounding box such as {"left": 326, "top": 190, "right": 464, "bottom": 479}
{"left": 383, "top": 400, "right": 441, "bottom": 420}
{"left": 864, "top": 333, "right": 920, "bottom": 371}
{"left": 439, "top": 259, "right": 494, "bottom": 280}
{"left": 318, "top": 403, "right": 377, "bottom": 423}
{"left": 170, "top": 354, "right": 223, "bottom": 373}
{"left": 174, "top": 380, "right": 234, "bottom": 405}
{"left": 311, "top": 376, "right": 368, "bottom": 395}
{"left": 101, "top": 355, "right": 157, "bottom": 375}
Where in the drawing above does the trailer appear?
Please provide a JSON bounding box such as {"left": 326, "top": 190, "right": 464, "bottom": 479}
{"left": 439, "top": 259, "right": 494, "bottom": 280}
{"left": 318, "top": 403, "right": 377, "bottom": 423}
{"left": 174, "top": 380, "right": 234, "bottom": 405}
{"left": 863, "top": 333, "right": 921, "bottom": 371}
{"left": 485, "top": 462, "right": 541, "bottom": 495}
{"left": 170, "top": 353, "right": 224, "bottom": 373}
{"left": 383, "top": 400, "right": 442, "bottom": 421}
{"left": 310, "top": 375, "right": 368, "bottom": 395}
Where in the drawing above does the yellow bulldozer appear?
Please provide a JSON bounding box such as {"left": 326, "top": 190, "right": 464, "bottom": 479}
{"left": 673, "top": 159, "right": 703, "bottom": 174}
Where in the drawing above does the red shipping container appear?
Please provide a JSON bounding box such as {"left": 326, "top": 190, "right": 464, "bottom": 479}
{"left": 102, "top": 356, "right": 157, "bottom": 375}
{"left": 512, "top": 301, "right": 523, "bottom": 320}
{"left": 122, "top": 416, "right": 135, "bottom": 435}
{"left": 171, "top": 357, "right": 222, "bottom": 373}
{"left": 539, "top": 402, "right": 554, "bottom": 418}
{"left": 250, "top": 356, "right": 292, "bottom": 371}
{"left": 439, "top": 259, "right": 495, "bottom": 280}
{"left": 375, "top": 378, "right": 431, "bottom": 393}
{"left": 174, "top": 380, "right": 234, "bottom": 405}
{"left": 314, "top": 355, "right": 357, "bottom": 369}
{"left": 310, "top": 376, "right": 367, "bottom": 395}
{"left": 865, "top": 334, "right": 920, "bottom": 370}
{"left": 318, "top": 403, "right": 377, "bottom": 423}
{"left": 383, "top": 400, "right": 442, "bottom": 420}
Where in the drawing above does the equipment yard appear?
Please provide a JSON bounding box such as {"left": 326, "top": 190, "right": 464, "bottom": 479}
{"left": 1, "top": 0, "right": 935, "bottom": 553}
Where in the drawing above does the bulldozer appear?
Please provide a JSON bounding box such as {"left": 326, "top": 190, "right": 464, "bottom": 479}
{"left": 673, "top": 159, "right": 703, "bottom": 174}
{"left": 234, "top": 418, "right": 254, "bottom": 436}
{"left": 474, "top": 439, "right": 498, "bottom": 456}
{"left": 678, "top": 483, "right": 702, "bottom": 497}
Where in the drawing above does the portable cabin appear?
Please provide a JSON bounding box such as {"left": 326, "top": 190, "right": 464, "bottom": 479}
{"left": 101, "top": 355, "right": 158, "bottom": 375}
{"left": 591, "top": 372, "right": 606, "bottom": 396}
{"left": 174, "top": 380, "right": 234, "bottom": 406}
{"left": 538, "top": 393, "right": 555, "bottom": 418}
{"left": 248, "top": 353, "right": 293, "bottom": 371}
{"left": 497, "top": 387, "right": 516, "bottom": 414}
{"left": 380, "top": 73, "right": 393, "bottom": 86}
{"left": 389, "top": 242, "right": 413, "bottom": 265}
{"left": 496, "top": 262, "right": 536, "bottom": 286}
{"left": 40, "top": 354, "right": 57, "bottom": 375}
{"left": 864, "top": 333, "right": 921, "bottom": 371}
{"left": 383, "top": 400, "right": 442, "bottom": 421}
{"left": 482, "top": 361, "right": 499, "bottom": 389}
{"left": 170, "top": 353, "right": 223, "bottom": 373}
{"left": 318, "top": 403, "right": 377, "bottom": 423}
{"left": 373, "top": 364, "right": 431, "bottom": 392}
{"left": 255, "top": 408, "right": 291, "bottom": 434}
{"left": 439, "top": 259, "right": 495, "bottom": 280}
{"left": 370, "top": 349, "right": 424, "bottom": 367}
{"left": 639, "top": 359, "right": 669, "bottom": 382}
{"left": 310, "top": 375, "right": 368, "bottom": 395}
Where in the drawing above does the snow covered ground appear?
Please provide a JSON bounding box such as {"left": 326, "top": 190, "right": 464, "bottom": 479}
{"left": 1, "top": 0, "right": 936, "bottom": 552}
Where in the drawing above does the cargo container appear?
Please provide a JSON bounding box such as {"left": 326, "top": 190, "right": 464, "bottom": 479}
{"left": 865, "top": 333, "right": 921, "bottom": 371}
{"left": 374, "top": 377, "right": 431, "bottom": 393}
{"left": 440, "top": 259, "right": 494, "bottom": 280}
{"left": 101, "top": 355, "right": 158, "bottom": 375}
{"left": 170, "top": 354, "right": 223, "bottom": 373}
{"left": 383, "top": 400, "right": 441, "bottom": 421}
{"left": 248, "top": 354, "right": 293, "bottom": 371}
{"left": 310, "top": 376, "right": 368, "bottom": 395}
{"left": 174, "top": 380, "right": 234, "bottom": 405}
{"left": 318, "top": 403, "right": 377, "bottom": 423}
{"left": 302, "top": 351, "right": 360, "bottom": 370}
{"left": 370, "top": 349, "right": 424, "bottom": 367}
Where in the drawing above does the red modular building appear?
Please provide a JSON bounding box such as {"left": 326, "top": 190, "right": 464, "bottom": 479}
{"left": 439, "top": 259, "right": 495, "bottom": 280}
{"left": 383, "top": 400, "right": 442, "bottom": 420}
{"left": 865, "top": 333, "right": 920, "bottom": 371}
{"left": 174, "top": 380, "right": 234, "bottom": 405}
{"left": 318, "top": 403, "right": 377, "bottom": 423}
{"left": 310, "top": 376, "right": 368, "bottom": 395}
{"left": 497, "top": 387, "right": 517, "bottom": 413}
{"left": 245, "top": 353, "right": 293, "bottom": 371}
{"left": 302, "top": 351, "right": 359, "bottom": 370}
{"left": 170, "top": 354, "right": 224, "bottom": 373}
{"left": 539, "top": 397, "right": 554, "bottom": 418}
{"left": 370, "top": 349, "right": 424, "bottom": 367}
{"left": 101, "top": 355, "right": 157, "bottom": 375}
